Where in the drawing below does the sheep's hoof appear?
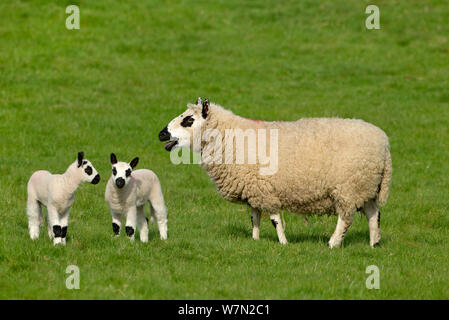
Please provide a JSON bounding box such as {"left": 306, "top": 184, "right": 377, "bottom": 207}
{"left": 327, "top": 239, "right": 342, "bottom": 249}
{"left": 371, "top": 241, "right": 381, "bottom": 248}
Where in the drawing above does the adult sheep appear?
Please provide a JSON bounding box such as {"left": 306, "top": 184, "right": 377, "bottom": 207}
{"left": 158, "top": 98, "right": 392, "bottom": 248}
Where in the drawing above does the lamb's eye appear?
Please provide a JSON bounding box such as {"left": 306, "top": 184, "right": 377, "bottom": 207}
{"left": 112, "top": 167, "right": 117, "bottom": 176}
{"left": 84, "top": 166, "right": 93, "bottom": 175}
{"left": 126, "top": 169, "right": 131, "bottom": 177}
{"left": 181, "top": 115, "right": 195, "bottom": 127}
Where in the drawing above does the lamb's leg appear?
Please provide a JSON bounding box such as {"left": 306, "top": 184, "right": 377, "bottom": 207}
{"left": 46, "top": 214, "right": 52, "bottom": 239}
{"left": 111, "top": 210, "right": 122, "bottom": 236}
{"left": 125, "top": 207, "right": 137, "bottom": 241}
{"left": 27, "top": 199, "right": 42, "bottom": 240}
{"left": 48, "top": 205, "right": 62, "bottom": 246}
{"left": 250, "top": 207, "right": 261, "bottom": 240}
{"left": 60, "top": 209, "right": 70, "bottom": 246}
{"left": 364, "top": 199, "right": 381, "bottom": 247}
{"left": 270, "top": 212, "right": 288, "bottom": 245}
{"left": 328, "top": 214, "right": 354, "bottom": 248}
{"left": 137, "top": 205, "right": 149, "bottom": 243}
{"left": 149, "top": 185, "right": 168, "bottom": 240}
{"left": 149, "top": 206, "right": 156, "bottom": 224}
{"left": 150, "top": 203, "right": 168, "bottom": 240}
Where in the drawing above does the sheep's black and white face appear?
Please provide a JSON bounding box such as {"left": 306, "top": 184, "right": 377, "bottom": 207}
{"left": 159, "top": 98, "right": 209, "bottom": 152}
{"left": 77, "top": 152, "right": 100, "bottom": 184}
{"left": 110, "top": 153, "right": 139, "bottom": 189}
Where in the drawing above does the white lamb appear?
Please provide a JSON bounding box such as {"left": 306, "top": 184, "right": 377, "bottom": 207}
{"left": 105, "top": 153, "right": 167, "bottom": 242}
{"left": 27, "top": 152, "right": 100, "bottom": 246}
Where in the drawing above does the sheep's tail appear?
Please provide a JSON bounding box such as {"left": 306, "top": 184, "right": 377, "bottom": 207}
{"left": 377, "top": 147, "right": 392, "bottom": 206}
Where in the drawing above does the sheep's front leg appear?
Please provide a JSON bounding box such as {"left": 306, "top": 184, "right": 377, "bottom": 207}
{"left": 270, "top": 213, "right": 288, "bottom": 245}
{"left": 125, "top": 207, "right": 137, "bottom": 241}
{"left": 137, "top": 205, "right": 149, "bottom": 243}
{"left": 47, "top": 205, "right": 62, "bottom": 246}
{"left": 328, "top": 214, "right": 354, "bottom": 248}
{"left": 111, "top": 209, "right": 122, "bottom": 236}
{"left": 59, "top": 209, "right": 70, "bottom": 246}
{"left": 250, "top": 207, "right": 261, "bottom": 240}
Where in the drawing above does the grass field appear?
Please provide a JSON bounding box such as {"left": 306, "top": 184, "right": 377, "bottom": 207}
{"left": 0, "top": 0, "right": 448, "bottom": 299}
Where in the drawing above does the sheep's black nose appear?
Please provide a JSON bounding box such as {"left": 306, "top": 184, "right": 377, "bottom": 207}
{"left": 91, "top": 174, "right": 100, "bottom": 185}
{"left": 115, "top": 177, "right": 125, "bottom": 188}
{"left": 159, "top": 126, "right": 170, "bottom": 141}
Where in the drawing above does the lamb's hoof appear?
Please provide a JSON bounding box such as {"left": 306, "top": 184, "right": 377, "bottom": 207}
{"left": 53, "top": 238, "right": 63, "bottom": 246}
{"left": 140, "top": 236, "right": 149, "bottom": 243}
{"left": 371, "top": 241, "right": 381, "bottom": 248}
{"left": 29, "top": 228, "right": 40, "bottom": 240}
{"left": 279, "top": 239, "right": 288, "bottom": 245}
{"left": 328, "top": 239, "right": 341, "bottom": 249}
{"left": 29, "top": 234, "right": 39, "bottom": 241}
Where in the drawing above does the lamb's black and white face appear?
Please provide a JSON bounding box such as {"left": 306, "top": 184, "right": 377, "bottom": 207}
{"left": 110, "top": 153, "right": 139, "bottom": 189}
{"left": 158, "top": 97, "right": 209, "bottom": 152}
{"left": 77, "top": 152, "right": 100, "bottom": 184}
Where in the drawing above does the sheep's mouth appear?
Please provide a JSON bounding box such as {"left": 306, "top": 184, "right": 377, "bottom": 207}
{"left": 164, "top": 139, "right": 178, "bottom": 151}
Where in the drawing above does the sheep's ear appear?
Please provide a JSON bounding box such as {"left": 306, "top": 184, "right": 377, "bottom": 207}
{"left": 110, "top": 153, "right": 118, "bottom": 165}
{"left": 196, "top": 97, "right": 202, "bottom": 105}
{"left": 129, "top": 157, "right": 139, "bottom": 169}
{"left": 77, "top": 152, "right": 84, "bottom": 167}
{"left": 202, "top": 98, "right": 209, "bottom": 119}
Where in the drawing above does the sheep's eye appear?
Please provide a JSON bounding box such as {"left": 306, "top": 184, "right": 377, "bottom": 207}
{"left": 85, "top": 166, "right": 93, "bottom": 175}
{"left": 181, "top": 115, "right": 195, "bottom": 127}
{"left": 112, "top": 167, "right": 117, "bottom": 176}
{"left": 126, "top": 169, "right": 131, "bottom": 177}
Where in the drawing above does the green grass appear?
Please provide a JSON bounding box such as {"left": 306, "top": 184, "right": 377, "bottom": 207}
{"left": 0, "top": 0, "right": 448, "bottom": 299}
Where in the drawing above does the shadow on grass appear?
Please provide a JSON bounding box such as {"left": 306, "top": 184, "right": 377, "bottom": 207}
{"left": 224, "top": 224, "right": 379, "bottom": 247}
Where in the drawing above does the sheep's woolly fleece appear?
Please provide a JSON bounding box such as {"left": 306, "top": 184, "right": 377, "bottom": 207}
{"left": 199, "top": 103, "right": 392, "bottom": 217}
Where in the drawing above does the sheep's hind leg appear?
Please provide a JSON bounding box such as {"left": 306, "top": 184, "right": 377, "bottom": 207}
{"left": 27, "top": 199, "right": 42, "bottom": 240}
{"left": 250, "top": 207, "right": 261, "bottom": 240}
{"left": 364, "top": 199, "right": 381, "bottom": 248}
{"left": 149, "top": 184, "right": 168, "bottom": 240}
{"left": 270, "top": 212, "right": 288, "bottom": 245}
{"left": 328, "top": 214, "right": 354, "bottom": 248}
{"left": 137, "top": 205, "right": 149, "bottom": 243}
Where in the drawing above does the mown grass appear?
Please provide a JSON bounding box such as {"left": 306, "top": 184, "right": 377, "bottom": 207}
{"left": 0, "top": 0, "right": 448, "bottom": 299}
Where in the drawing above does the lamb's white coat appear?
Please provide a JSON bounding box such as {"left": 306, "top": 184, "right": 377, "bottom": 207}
{"left": 27, "top": 156, "right": 99, "bottom": 246}
{"left": 105, "top": 166, "right": 167, "bottom": 242}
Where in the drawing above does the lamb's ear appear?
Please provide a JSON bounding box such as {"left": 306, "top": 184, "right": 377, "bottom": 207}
{"left": 129, "top": 157, "right": 139, "bottom": 169}
{"left": 77, "top": 152, "right": 84, "bottom": 167}
{"left": 110, "top": 153, "right": 118, "bottom": 165}
{"left": 202, "top": 98, "right": 209, "bottom": 119}
{"left": 196, "top": 97, "right": 202, "bottom": 105}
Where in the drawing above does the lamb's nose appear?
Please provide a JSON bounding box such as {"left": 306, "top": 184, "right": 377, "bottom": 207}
{"left": 159, "top": 126, "right": 170, "bottom": 141}
{"left": 91, "top": 174, "right": 100, "bottom": 185}
{"left": 115, "top": 177, "right": 125, "bottom": 188}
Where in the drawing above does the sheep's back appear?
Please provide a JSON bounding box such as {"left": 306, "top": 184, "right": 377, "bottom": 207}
{"left": 272, "top": 118, "right": 389, "bottom": 211}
